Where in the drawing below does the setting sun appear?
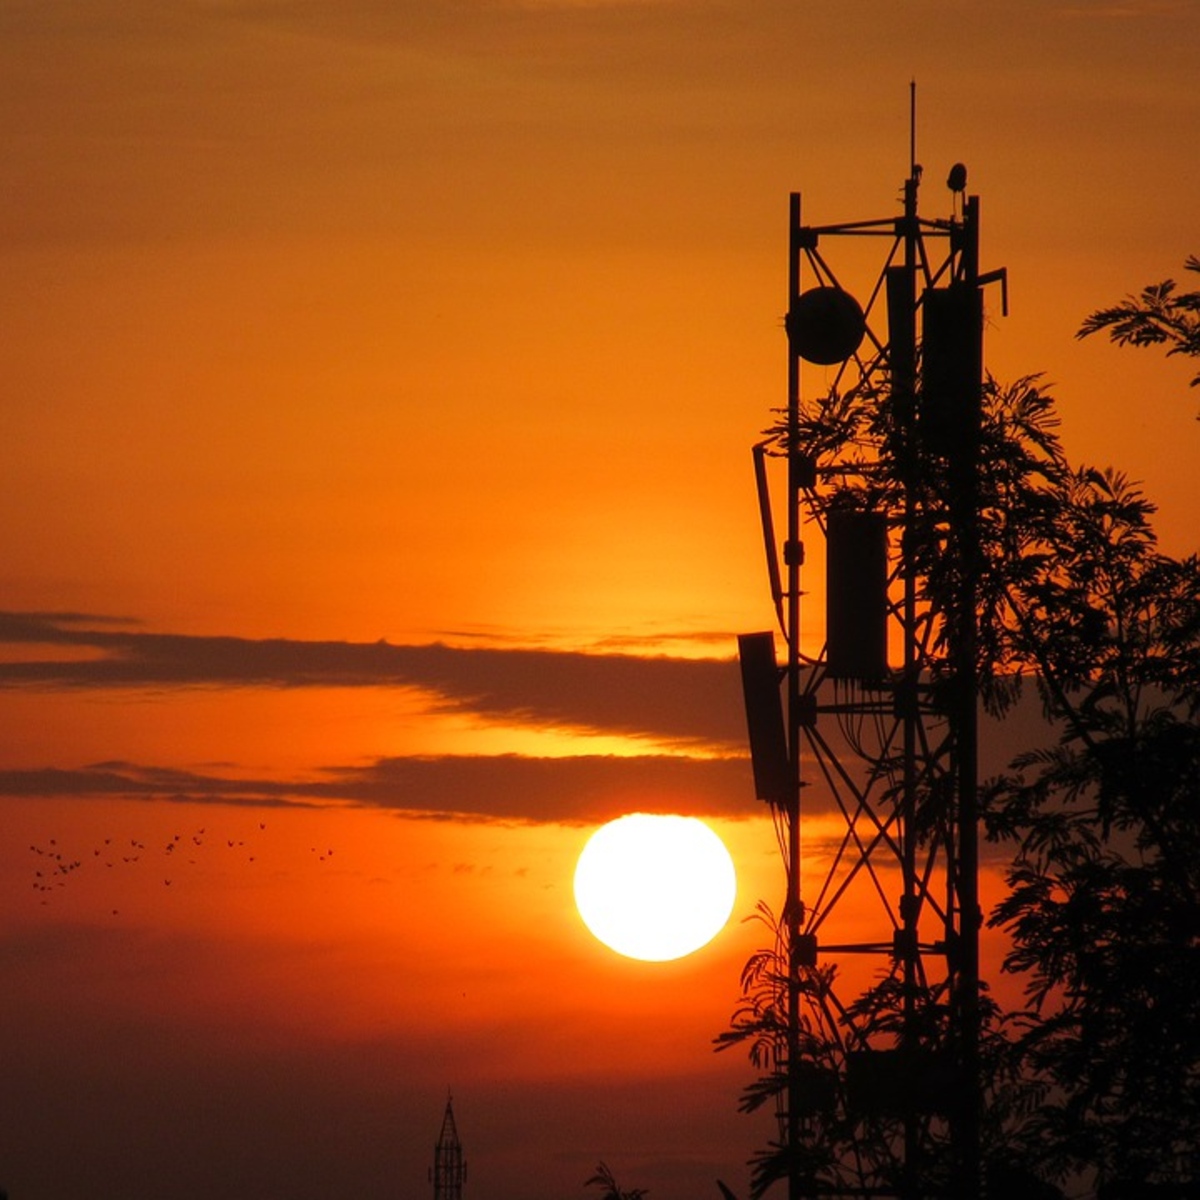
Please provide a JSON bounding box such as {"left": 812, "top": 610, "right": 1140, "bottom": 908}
{"left": 573, "top": 813, "right": 737, "bottom": 962}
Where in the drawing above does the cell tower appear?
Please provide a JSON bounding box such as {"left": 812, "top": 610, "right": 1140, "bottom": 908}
{"left": 737, "top": 108, "right": 1007, "bottom": 1198}
{"left": 431, "top": 1095, "right": 467, "bottom": 1200}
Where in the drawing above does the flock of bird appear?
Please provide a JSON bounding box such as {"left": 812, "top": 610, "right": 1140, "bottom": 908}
{"left": 27, "top": 822, "right": 338, "bottom": 912}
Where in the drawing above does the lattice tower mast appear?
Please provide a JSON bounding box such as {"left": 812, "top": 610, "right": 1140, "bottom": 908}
{"left": 431, "top": 1096, "right": 467, "bottom": 1200}
{"left": 739, "top": 131, "right": 1007, "bottom": 1198}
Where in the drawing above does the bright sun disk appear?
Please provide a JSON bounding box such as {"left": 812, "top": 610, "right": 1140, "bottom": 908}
{"left": 573, "top": 813, "right": 737, "bottom": 962}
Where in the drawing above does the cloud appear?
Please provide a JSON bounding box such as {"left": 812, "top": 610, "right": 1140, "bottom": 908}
{"left": 0, "top": 612, "right": 1055, "bottom": 827}
{"left": 0, "top": 611, "right": 748, "bottom": 749}
{"left": 0, "top": 753, "right": 759, "bottom": 825}
{"left": 324, "top": 753, "right": 756, "bottom": 822}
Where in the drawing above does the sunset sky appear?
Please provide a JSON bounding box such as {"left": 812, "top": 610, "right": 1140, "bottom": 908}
{"left": 2, "top": 2, "right": 1199, "bottom": 1198}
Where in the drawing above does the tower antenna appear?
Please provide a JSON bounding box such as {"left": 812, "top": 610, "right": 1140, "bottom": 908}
{"left": 430, "top": 1094, "right": 467, "bottom": 1200}
{"left": 909, "top": 79, "right": 917, "bottom": 177}
{"left": 738, "top": 125, "right": 1006, "bottom": 1199}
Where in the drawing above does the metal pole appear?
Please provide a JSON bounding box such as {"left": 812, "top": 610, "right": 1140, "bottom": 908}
{"left": 898, "top": 167, "right": 921, "bottom": 1200}
{"left": 784, "top": 189, "right": 805, "bottom": 1200}
{"left": 953, "top": 194, "right": 982, "bottom": 1198}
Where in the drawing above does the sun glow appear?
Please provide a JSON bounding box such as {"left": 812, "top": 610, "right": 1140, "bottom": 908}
{"left": 573, "top": 813, "right": 737, "bottom": 962}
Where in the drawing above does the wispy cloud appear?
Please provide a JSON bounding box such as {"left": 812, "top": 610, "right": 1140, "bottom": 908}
{"left": 0, "top": 752, "right": 758, "bottom": 824}
{"left": 0, "top": 611, "right": 747, "bottom": 749}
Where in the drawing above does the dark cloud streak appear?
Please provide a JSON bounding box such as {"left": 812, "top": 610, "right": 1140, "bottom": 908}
{"left": 0, "top": 611, "right": 748, "bottom": 748}
{"left": 0, "top": 753, "right": 761, "bottom": 826}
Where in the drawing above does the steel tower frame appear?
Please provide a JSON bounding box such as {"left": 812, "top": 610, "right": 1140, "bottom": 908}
{"left": 740, "top": 157, "right": 1005, "bottom": 1199}
{"left": 431, "top": 1096, "right": 467, "bottom": 1200}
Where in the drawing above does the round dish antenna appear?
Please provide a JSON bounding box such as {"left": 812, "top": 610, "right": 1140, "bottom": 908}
{"left": 786, "top": 285, "right": 867, "bottom": 365}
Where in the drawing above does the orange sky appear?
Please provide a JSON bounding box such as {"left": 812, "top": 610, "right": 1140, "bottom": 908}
{"left": 2, "top": 2, "right": 1198, "bottom": 1198}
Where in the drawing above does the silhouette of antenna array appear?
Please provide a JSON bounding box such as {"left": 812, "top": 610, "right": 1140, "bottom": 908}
{"left": 738, "top": 144, "right": 1006, "bottom": 1198}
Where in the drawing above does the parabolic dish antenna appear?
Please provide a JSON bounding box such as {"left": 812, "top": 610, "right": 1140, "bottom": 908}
{"left": 787, "top": 286, "right": 867, "bottom": 365}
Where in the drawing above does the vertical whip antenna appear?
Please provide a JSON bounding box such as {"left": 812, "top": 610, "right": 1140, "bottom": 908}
{"left": 909, "top": 79, "right": 918, "bottom": 178}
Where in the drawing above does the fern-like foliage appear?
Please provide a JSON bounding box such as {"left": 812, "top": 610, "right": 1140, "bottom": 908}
{"left": 1078, "top": 255, "right": 1200, "bottom": 390}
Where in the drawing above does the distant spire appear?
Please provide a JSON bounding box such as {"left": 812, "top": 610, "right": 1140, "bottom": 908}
{"left": 431, "top": 1094, "right": 467, "bottom": 1200}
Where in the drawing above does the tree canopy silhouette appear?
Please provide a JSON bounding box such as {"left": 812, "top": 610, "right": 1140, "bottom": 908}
{"left": 980, "top": 258, "right": 1200, "bottom": 1193}
{"left": 584, "top": 1162, "right": 648, "bottom": 1200}
{"left": 984, "top": 464, "right": 1200, "bottom": 1193}
{"left": 1078, "top": 255, "right": 1200, "bottom": 393}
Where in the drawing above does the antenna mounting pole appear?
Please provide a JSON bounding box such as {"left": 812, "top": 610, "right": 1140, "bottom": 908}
{"left": 909, "top": 80, "right": 917, "bottom": 176}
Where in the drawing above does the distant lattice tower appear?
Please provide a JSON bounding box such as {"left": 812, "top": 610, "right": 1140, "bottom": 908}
{"left": 430, "top": 1095, "right": 467, "bottom": 1200}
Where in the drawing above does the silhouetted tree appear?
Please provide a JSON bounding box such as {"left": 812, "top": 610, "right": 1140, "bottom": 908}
{"left": 1078, "top": 255, "right": 1200, "bottom": 394}
{"left": 715, "top": 901, "right": 849, "bottom": 1196}
{"left": 972, "top": 275, "right": 1200, "bottom": 1192}
{"left": 584, "top": 1162, "right": 647, "bottom": 1200}
{"left": 984, "top": 472, "right": 1200, "bottom": 1192}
